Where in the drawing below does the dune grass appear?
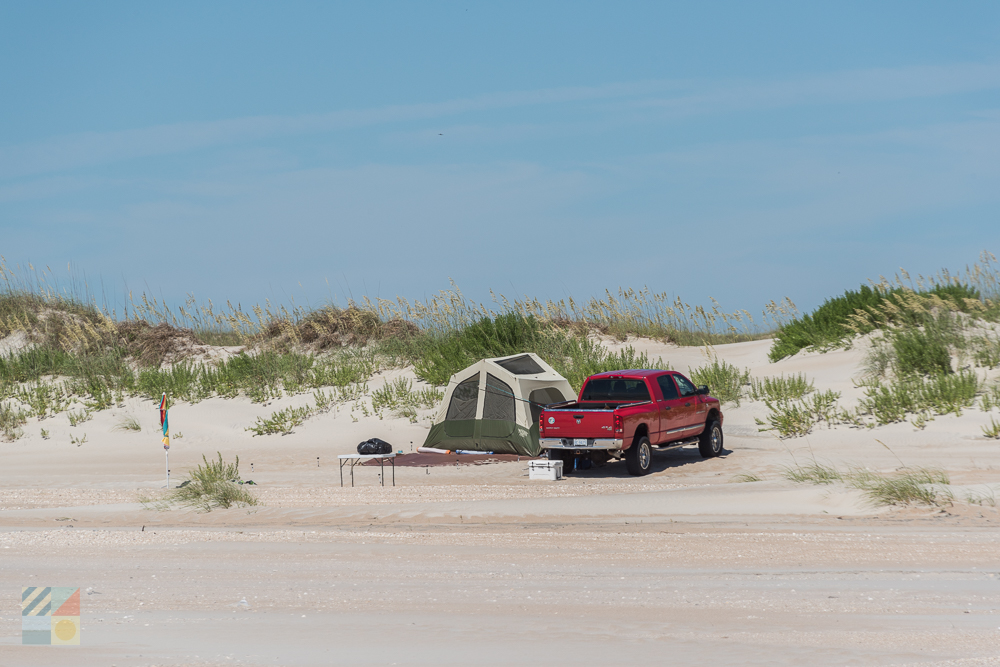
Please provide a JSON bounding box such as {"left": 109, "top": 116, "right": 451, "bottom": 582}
{"left": 688, "top": 355, "right": 749, "bottom": 405}
{"left": 4, "top": 253, "right": 1000, "bottom": 443}
{"left": 769, "top": 282, "right": 983, "bottom": 362}
{"left": 112, "top": 415, "right": 141, "bottom": 432}
{"left": 730, "top": 472, "right": 764, "bottom": 483}
{"left": 371, "top": 377, "right": 442, "bottom": 421}
{"left": 783, "top": 462, "right": 953, "bottom": 506}
{"left": 170, "top": 453, "right": 258, "bottom": 511}
{"left": 749, "top": 373, "right": 814, "bottom": 402}
{"left": 0, "top": 402, "right": 28, "bottom": 441}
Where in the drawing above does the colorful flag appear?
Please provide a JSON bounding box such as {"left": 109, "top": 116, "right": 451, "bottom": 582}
{"left": 160, "top": 393, "right": 169, "bottom": 450}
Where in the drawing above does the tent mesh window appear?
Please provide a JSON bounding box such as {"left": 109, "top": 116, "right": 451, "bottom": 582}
{"left": 483, "top": 373, "right": 516, "bottom": 422}
{"left": 495, "top": 354, "right": 544, "bottom": 375}
{"left": 446, "top": 375, "right": 480, "bottom": 421}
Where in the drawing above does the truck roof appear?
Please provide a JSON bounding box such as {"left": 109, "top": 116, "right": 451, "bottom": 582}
{"left": 586, "top": 369, "right": 673, "bottom": 379}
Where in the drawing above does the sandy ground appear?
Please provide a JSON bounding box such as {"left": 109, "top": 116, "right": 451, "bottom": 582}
{"left": 2, "top": 339, "right": 1000, "bottom": 666}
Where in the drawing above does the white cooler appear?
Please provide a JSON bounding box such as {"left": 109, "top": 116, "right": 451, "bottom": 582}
{"left": 529, "top": 460, "right": 563, "bottom": 480}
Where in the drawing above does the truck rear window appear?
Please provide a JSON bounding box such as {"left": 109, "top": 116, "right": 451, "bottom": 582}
{"left": 580, "top": 378, "right": 650, "bottom": 403}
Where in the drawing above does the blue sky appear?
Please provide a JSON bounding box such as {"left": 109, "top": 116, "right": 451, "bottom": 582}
{"left": 2, "top": 1, "right": 999, "bottom": 320}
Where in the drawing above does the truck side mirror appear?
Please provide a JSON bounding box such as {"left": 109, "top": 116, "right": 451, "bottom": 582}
{"left": 697, "top": 385, "right": 709, "bottom": 395}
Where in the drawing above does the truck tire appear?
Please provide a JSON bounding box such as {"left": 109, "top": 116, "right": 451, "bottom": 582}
{"left": 625, "top": 436, "right": 652, "bottom": 476}
{"left": 698, "top": 419, "right": 723, "bottom": 458}
{"left": 549, "top": 448, "right": 575, "bottom": 473}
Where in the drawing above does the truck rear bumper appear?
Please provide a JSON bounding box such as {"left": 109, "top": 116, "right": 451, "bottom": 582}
{"left": 540, "top": 438, "right": 623, "bottom": 450}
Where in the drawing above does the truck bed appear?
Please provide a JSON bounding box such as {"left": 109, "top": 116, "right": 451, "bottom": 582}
{"left": 539, "top": 401, "right": 646, "bottom": 448}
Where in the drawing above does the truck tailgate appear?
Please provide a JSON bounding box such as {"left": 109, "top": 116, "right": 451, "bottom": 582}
{"left": 542, "top": 408, "right": 615, "bottom": 440}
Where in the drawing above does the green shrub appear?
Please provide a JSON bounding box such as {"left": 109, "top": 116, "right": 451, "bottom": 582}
{"left": 856, "top": 370, "right": 981, "bottom": 424}
{"left": 760, "top": 399, "right": 815, "bottom": 437}
{"left": 246, "top": 405, "right": 313, "bottom": 436}
{"left": 757, "top": 389, "right": 840, "bottom": 437}
{"left": 891, "top": 326, "right": 953, "bottom": 377}
{"left": 0, "top": 402, "right": 28, "bottom": 441}
{"left": 769, "top": 283, "right": 981, "bottom": 361}
{"left": 371, "top": 377, "right": 442, "bottom": 417}
{"left": 410, "top": 313, "right": 542, "bottom": 386}
{"left": 972, "top": 336, "right": 1000, "bottom": 369}
{"left": 689, "top": 357, "right": 749, "bottom": 405}
{"left": 171, "top": 453, "right": 258, "bottom": 511}
{"left": 748, "top": 374, "right": 814, "bottom": 402}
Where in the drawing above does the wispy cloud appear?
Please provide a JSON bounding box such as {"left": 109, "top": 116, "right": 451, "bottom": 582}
{"left": 0, "top": 80, "right": 670, "bottom": 180}
{"left": 634, "top": 62, "right": 1000, "bottom": 117}
{"left": 4, "top": 62, "right": 999, "bottom": 181}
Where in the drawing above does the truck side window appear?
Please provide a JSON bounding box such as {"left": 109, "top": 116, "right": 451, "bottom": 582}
{"left": 657, "top": 375, "right": 679, "bottom": 400}
{"left": 674, "top": 374, "right": 696, "bottom": 397}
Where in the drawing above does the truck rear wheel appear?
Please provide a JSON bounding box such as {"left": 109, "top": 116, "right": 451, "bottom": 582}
{"left": 698, "top": 419, "right": 723, "bottom": 458}
{"left": 549, "top": 448, "right": 575, "bottom": 473}
{"left": 625, "top": 436, "right": 652, "bottom": 476}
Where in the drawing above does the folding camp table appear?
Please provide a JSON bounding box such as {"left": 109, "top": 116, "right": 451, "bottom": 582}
{"left": 338, "top": 453, "right": 395, "bottom": 487}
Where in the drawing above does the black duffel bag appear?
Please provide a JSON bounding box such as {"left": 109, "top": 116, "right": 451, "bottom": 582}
{"left": 357, "top": 438, "right": 393, "bottom": 455}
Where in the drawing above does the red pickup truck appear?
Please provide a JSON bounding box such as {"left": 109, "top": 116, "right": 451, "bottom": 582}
{"left": 538, "top": 370, "right": 724, "bottom": 476}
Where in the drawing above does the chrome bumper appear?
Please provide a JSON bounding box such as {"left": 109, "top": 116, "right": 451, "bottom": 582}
{"left": 540, "top": 438, "right": 623, "bottom": 450}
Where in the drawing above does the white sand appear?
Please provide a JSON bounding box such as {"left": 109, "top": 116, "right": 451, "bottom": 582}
{"left": 1, "top": 338, "right": 999, "bottom": 666}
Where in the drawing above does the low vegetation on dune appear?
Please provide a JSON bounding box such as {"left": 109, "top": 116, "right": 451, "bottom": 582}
{"left": 169, "top": 453, "right": 258, "bottom": 511}
{"left": 0, "top": 260, "right": 785, "bottom": 440}
{"left": 680, "top": 252, "right": 1000, "bottom": 437}
{"left": 781, "top": 461, "right": 956, "bottom": 507}
{"left": 2, "top": 254, "right": 1000, "bottom": 444}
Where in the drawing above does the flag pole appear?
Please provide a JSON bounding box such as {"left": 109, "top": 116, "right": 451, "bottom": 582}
{"left": 160, "top": 392, "right": 170, "bottom": 489}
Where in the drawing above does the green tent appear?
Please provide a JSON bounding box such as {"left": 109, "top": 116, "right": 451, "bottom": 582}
{"left": 422, "top": 353, "right": 576, "bottom": 456}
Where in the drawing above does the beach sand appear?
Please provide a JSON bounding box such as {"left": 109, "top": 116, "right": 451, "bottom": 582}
{"left": 1, "top": 339, "right": 999, "bottom": 666}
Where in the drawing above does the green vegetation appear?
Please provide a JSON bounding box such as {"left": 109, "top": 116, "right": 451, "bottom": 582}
{"left": 170, "top": 453, "right": 258, "bottom": 511}
{"left": 855, "top": 371, "right": 981, "bottom": 424}
{"left": 851, "top": 467, "right": 952, "bottom": 506}
{"left": 782, "top": 462, "right": 842, "bottom": 484}
{"left": 5, "top": 253, "right": 1000, "bottom": 445}
{"left": 66, "top": 409, "right": 92, "bottom": 426}
{"left": 371, "top": 377, "right": 442, "bottom": 421}
{"left": 246, "top": 387, "right": 370, "bottom": 436}
{"left": 390, "top": 311, "right": 669, "bottom": 390}
{"left": 748, "top": 373, "right": 814, "bottom": 402}
{"left": 983, "top": 416, "right": 1000, "bottom": 439}
{"left": 112, "top": 415, "right": 141, "bottom": 432}
{"left": 783, "top": 462, "right": 952, "bottom": 506}
{"left": 688, "top": 356, "right": 749, "bottom": 405}
{"left": 246, "top": 405, "right": 313, "bottom": 436}
{"left": 754, "top": 390, "right": 840, "bottom": 438}
{"left": 769, "top": 283, "right": 982, "bottom": 362}
{"left": 730, "top": 472, "right": 764, "bottom": 483}
{"left": 0, "top": 402, "right": 28, "bottom": 441}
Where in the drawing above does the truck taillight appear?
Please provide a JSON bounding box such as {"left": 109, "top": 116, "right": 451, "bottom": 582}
{"left": 613, "top": 414, "right": 623, "bottom": 434}
{"left": 539, "top": 413, "right": 545, "bottom": 435}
